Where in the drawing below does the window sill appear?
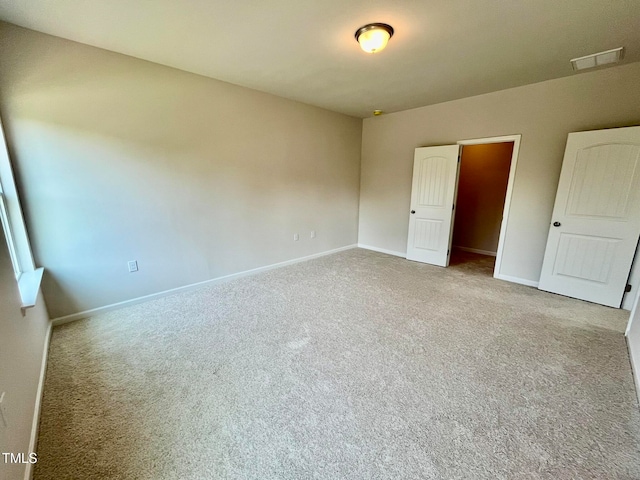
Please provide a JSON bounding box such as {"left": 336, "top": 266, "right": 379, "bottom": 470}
{"left": 18, "top": 267, "right": 44, "bottom": 312}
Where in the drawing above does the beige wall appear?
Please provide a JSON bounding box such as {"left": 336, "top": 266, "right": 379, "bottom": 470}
{"left": 0, "top": 23, "right": 362, "bottom": 319}
{"left": 0, "top": 223, "right": 49, "bottom": 480}
{"left": 453, "top": 142, "right": 513, "bottom": 254}
{"left": 359, "top": 62, "right": 640, "bottom": 282}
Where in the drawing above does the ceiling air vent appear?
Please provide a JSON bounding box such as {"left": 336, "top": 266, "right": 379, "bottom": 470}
{"left": 570, "top": 47, "right": 624, "bottom": 71}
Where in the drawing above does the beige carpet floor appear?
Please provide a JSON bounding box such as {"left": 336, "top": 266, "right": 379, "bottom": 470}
{"left": 34, "top": 248, "right": 640, "bottom": 479}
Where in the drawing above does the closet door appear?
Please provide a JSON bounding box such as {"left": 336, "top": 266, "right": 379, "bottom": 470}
{"left": 406, "top": 145, "right": 461, "bottom": 267}
{"left": 538, "top": 126, "right": 640, "bottom": 307}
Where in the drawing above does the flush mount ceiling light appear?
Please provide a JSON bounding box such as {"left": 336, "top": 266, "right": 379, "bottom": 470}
{"left": 355, "top": 23, "right": 394, "bottom": 53}
{"left": 570, "top": 47, "right": 624, "bottom": 71}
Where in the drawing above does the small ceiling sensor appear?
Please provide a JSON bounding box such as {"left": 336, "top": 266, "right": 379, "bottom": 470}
{"left": 570, "top": 47, "right": 624, "bottom": 71}
{"left": 355, "top": 23, "right": 394, "bottom": 53}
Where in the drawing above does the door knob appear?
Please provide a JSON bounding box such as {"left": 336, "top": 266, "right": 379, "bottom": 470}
{"left": 411, "top": 210, "right": 416, "bottom": 214}
{"left": 553, "top": 221, "right": 561, "bottom": 227}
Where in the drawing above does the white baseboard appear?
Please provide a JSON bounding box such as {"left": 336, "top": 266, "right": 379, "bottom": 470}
{"left": 52, "top": 244, "right": 358, "bottom": 326}
{"left": 24, "top": 320, "right": 52, "bottom": 480}
{"left": 626, "top": 338, "right": 640, "bottom": 406}
{"left": 453, "top": 246, "right": 497, "bottom": 257}
{"left": 357, "top": 244, "right": 406, "bottom": 258}
{"left": 494, "top": 273, "right": 539, "bottom": 288}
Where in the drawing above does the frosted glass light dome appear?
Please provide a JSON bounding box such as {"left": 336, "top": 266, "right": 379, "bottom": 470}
{"left": 355, "top": 23, "right": 394, "bottom": 54}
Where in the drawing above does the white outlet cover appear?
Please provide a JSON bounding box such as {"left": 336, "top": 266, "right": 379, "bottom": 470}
{"left": 128, "top": 260, "right": 138, "bottom": 272}
{"left": 0, "top": 391, "right": 7, "bottom": 427}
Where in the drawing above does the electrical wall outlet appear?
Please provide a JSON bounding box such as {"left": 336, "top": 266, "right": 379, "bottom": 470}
{"left": 293, "top": 233, "right": 299, "bottom": 241}
{"left": 310, "top": 230, "right": 316, "bottom": 239}
{"left": 127, "top": 260, "right": 139, "bottom": 273}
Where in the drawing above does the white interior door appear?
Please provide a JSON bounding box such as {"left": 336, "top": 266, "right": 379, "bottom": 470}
{"left": 538, "top": 126, "right": 640, "bottom": 307}
{"left": 406, "top": 145, "right": 461, "bottom": 266}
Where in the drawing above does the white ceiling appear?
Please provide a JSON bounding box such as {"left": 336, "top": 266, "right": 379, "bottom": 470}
{"left": 0, "top": 0, "right": 638, "bottom": 118}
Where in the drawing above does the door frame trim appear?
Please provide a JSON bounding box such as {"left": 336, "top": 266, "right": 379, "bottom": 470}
{"left": 457, "top": 134, "right": 521, "bottom": 280}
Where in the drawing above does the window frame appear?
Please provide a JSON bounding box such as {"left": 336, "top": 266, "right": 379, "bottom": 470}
{"left": 0, "top": 187, "right": 22, "bottom": 279}
{"left": 0, "top": 116, "right": 42, "bottom": 309}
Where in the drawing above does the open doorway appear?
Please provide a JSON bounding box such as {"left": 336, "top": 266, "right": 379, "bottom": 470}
{"left": 449, "top": 135, "right": 521, "bottom": 279}
{"left": 450, "top": 142, "right": 514, "bottom": 275}
{"left": 405, "top": 135, "right": 520, "bottom": 276}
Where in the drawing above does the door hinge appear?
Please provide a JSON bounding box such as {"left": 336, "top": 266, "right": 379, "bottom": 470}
{"left": 447, "top": 249, "right": 450, "bottom": 255}
{"left": 452, "top": 203, "right": 455, "bottom": 211}
{"left": 626, "top": 284, "right": 632, "bottom": 293}
{"left": 458, "top": 156, "right": 461, "bottom": 163}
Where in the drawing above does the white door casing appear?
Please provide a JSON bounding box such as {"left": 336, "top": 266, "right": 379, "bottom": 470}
{"left": 538, "top": 126, "right": 640, "bottom": 307}
{"left": 625, "top": 283, "right": 640, "bottom": 404}
{"left": 457, "top": 135, "right": 521, "bottom": 280}
{"left": 406, "top": 145, "right": 461, "bottom": 267}
{"left": 623, "top": 241, "right": 640, "bottom": 310}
